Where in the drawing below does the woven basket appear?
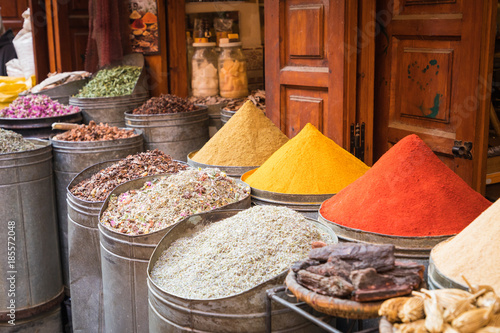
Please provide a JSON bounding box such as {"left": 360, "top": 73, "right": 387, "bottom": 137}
{"left": 285, "top": 270, "right": 383, "bottom": 319}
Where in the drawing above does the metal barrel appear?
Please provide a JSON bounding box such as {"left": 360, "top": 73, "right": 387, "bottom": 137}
{"left": 205, "top": 103, "right": 225, "bottom": 137}
{"left": 220, "top": 108, "right": 236, "bottom": 125}
{"left": 147, "top": 210, "right": 338, "bottom": 333}
{"left": 317, "top": 210, "right": 453, "bottom": 278}
{"left": 0, "top": 140, "right": 64, "bottom": 329}
{"left": 241, "top": 169, "right": 334, "bottom": 219}
{"left": 0, "top": 306, "right": 63, "bottom": 333}
{"left": 66, "top": 160, "right": 119, "bottom": 333}
{"left": 0, "top": 111, "right": 83, "bottom": 139}
{"left": 124, "top": 106, "right": 209, "bottom": 162}
{"left": 69, "top": 93, "right": 149, "bottom": 127}
{"left": 98, "top": 175, "right": 251, "bottom": 333}
{"left": 187, "top": 150, "right": 258, "bottom": 178}
{"left": 427, "top": 242, "right": 468, "bottom": 291}
{"left": 51, "top": 131, "right": 144, "bottom": 293}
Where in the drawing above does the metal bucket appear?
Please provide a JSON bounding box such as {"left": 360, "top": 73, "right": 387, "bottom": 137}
{"left": 317, "top": 210, "right": 453, "bottom": 277}
{"left": 187, "top": 150, "right": 258, "bottom": 178}
{"left": 69, "top": 93, "right": 149, "bottom": 127}
{"left": 427, "top": 242, "right": 468, "bottom": 291}
{"left": 66, "top": 160, "right": 118, "bottom": 333}
{"left": 147, "top": 209, "right": 338, "bottom": 333}
{"left": 241, "top": 169, "right": 334, "bottom": 219}
{"left": 0, "top": 305, "right": 63, "bottom": 333}
{"left": 0, "top": 112, "right": 83, "bottom": 139}
{"left": 206, "top": 103, "right": 225, "bottom": 137}
{"left": 0, "top": 140, "right": 64, "bottom": 327}
{"left": 220, "top": 108, "right": 236, "bottom": 125}
{"left": 98, "top": 175, "right": 251, "bottom": 333}
{"left": 51, "top": 131, "right": 144, "bottom": 293}
{"left": 124, "top": 106, "right": 209, "bottom": 162}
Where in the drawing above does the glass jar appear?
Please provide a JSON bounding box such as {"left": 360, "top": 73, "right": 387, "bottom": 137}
{"left": 218, "top": 41, "right": 248, "bottom": 99}
{"left": 191, "top": 42, "right": 219, "bottom": 97}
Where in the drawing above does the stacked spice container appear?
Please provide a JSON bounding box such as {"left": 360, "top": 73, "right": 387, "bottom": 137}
{"left": 69, "top": 54, "right": 149, "bottom": 127}
{"left": 241, "top": 123, "right": 370, "bottom": 218}
{"left": 318, "top": 134, "right": 491, "bottom": 271}
{"left": 66, "top": 150, "right": 187, "bottom": 333}
{"left": 188, "top": 100, "right": 288, "bottom": 178}
{"left": 97, "top": 168, "right": 251, "bottom": 333}
{"left": 50, "top": 122, "right": 144, "bottom": 294}
{"left": 124, "top": 94, "right": 209, "bottom": 161}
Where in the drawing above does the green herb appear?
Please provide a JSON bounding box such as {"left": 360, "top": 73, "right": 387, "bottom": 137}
{"left": 76, "top": 65, "right": 142, "bottom": 98}
{"left": 0, "top": 128, "right": 37, "bottom": 154}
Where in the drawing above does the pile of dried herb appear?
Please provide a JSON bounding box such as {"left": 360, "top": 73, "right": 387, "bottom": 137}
{"left": 188, "top": 95, "right": 229, "bottom": 105}
{"left": 224, "top": 90, "right": 266, "bottom": 112}
{"left": 0, "top": 95, "right": 80, "bottom": 119}
{"left": 52, "top": 120, "right": 137, "bottom": 141}
{"left": 132, "top": 94, "right": 197, "bottom": 114}
{"left": 100, "top": 168, "right": 249, "bottom": 235}
{"left": 76, "top": 66, "right": 141, "bottom": 98}
{"left": 0, "top": 128, "right": 37, "bottom": 154}
{"left": 70, "top": 150, "right": 188, "bottom": 201}
{"left": 150, "top": 206, "right": 335, "bottom": 299}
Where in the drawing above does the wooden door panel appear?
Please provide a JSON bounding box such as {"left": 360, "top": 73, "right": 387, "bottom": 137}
{"left": 374, "top": 0, "right": 496, "bottom": 192}
{"left": 284, "top": 87, "right": 327, "bottom": 137}
{"left": 1, "top": 0, "right": 29, "bottom": 33}
{"left": 266, "top": 0, "right": 357, "bottom": 147}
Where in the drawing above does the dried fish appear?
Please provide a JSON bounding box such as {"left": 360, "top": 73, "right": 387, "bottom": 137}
{"left": 379, "top": 297, "right": 412, "bottom": 322}
{"left": 400, "top": 296, "right": 425, "bottom": 323}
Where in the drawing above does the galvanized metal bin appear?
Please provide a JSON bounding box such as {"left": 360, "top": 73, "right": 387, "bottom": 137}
{"left": 69, "top": 53, "right": 150, "bottom": 127}
{"left": 428, "top": 241, "right": 468, "bottom": 291}
{"left": 147, "top": 209, "right": 338, "bottom": 333}
{"left": 187, "top": 150, "right": 258, "bottom": 178}
{"left": 124, "top": 106, "right": 209, "bottom": 162}
{"left": 205, "top": 102, "right": 225, "bottom": 137}
{"left": 220, "top": 108, "right": 236, "bottom": 125}
{"left": 19, "top": 78, "right": 89, "bottom": 105}
{"left": 51, "top": 131, "right": 144, "bottom": 293}
{"left": 98, "top": 175, "right": 251, "bottom": 333}
{"left": 0, "top": 140, "right": 64, "bottom": 329}
{"left": 317, "top": 210, "right": 453, "bottom": 278}
{"left": 0, "top": 305, "right": 63, "bottom": 333}
{"left": 241, "top": 169, "right": 334, "bottom": 219}
{"left": 66, "top": 160, "right": 118, "bottom": 333}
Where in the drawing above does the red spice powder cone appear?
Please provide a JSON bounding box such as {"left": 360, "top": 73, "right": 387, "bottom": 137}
{"left": 319, "top": 134, "right": 491, "bottom": 237}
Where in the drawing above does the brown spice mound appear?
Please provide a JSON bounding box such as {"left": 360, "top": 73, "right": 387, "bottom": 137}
{"left": 70, "top": 150, "right": 187, "bottom": 201}
{"left": 53, "top": 121, "right": 136, "bottom": 141}
{"left": 133, "top": 94, "right": 197, "bottom": 115}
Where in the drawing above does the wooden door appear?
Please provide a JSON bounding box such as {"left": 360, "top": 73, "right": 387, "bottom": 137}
{"left": 374, "top": 0, "right": 496, "bottom": 192}
{"left": 265, "top": 0, "right": 358, "bottom": 147}
{"left": 0, "top": 0, "right": 29, "bottom": 33}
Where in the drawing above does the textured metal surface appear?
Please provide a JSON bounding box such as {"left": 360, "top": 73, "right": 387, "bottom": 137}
{"left": 0, "top": 112, "right": 83, "bottom": 139}
{"left": 19, "top": 78, "right": 89, "bottom": 105}
{"left": 220, "top": 108, "right": 236, "bottom": 125}
{"left": 66, "top": 160, "right": 119, "bottom": 333}
{"left": 0, "top": 305, "right": 63, "bottom": 333}
{"left": 98, "top": 176, "right": 251, "bottom": 333}
{"left": 51, "top": 132, "right": 144, "bottom": 293}
{"left": 69, "top": 93, "right": 149, "bottom": 127}
{"left": 187, "top": 150, "right": 259, "bottom": 178}
{"left": 147, "top": 210, "right": 337, "bottom": 333}
{"left": 0, "top": 140, "right": 63, "bottom": 321}
{"left": 241, "top": 170, "right": 334, "bottom": 219}
{"left": 124, "top": 106, "right": 209, "bottom": 162}
{"left": 428, "top": 245, "right": 468, "bottom": 291}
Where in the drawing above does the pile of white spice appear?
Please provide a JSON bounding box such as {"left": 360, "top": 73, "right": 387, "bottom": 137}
{"left": 431, "top": 198, "right": 500, "bottom": 294}
{"left": 150, "top": 206, "right": 335, "bottom": 299}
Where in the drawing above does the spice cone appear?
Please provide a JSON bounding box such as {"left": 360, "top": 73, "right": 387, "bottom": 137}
{"left": 319, "top": 134, "right": 491, "bottom": 237}
{"left": 432, "top": 197, "right": 500, "bottom": 294}
{"left": 243, "top": 123, "right": 369, "bottom": 194}
{"left": 192, "top": 100, "right": 288, "bottom": 166}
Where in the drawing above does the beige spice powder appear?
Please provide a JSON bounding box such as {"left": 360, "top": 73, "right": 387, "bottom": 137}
{"left": 432, "top": 199, "right": 500, "bottom": 294}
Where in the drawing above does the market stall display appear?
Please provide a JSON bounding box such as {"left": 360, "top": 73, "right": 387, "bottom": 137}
{"left": 147, "top": 206, "right": 337, "bottom": 332}
{"left": 430, "top": 197, "right": 500, "bottom": 294}
{"left": 66, "top": 150, "right": 186, "bottom": 333}
{"left": 379, "top": 287, "right": 500, "bottom": 333}
{"left": 69, "top": 54, "right": 149, "bottom": 127}
{"left": 188, "top": 95, "right": 228, "bottom": 136}
{"left": 220, "top": 90, "right": 265, "bottom": 125}
{"left": 0, "top": 136, "right": 63, "bottom": 331}
{"left": 98, "top": 169, "right": 250, "bottom": 333}
{"left": 51, "top": 122, "right": 143, "bottom": 293}
{"left": 0, "top": 95, "right": 82, "bottom": 138}
{"left": 125, "top": 94, "right": 208, "bottom": 161}
{"left": 189, "top": 100, "right": 288, "bottom": 176}
{"left": 241, "top": 123, "right": 369, "bottom": 217}
{"left": 319, "top": 134, "right": 491, "bottom": 237}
